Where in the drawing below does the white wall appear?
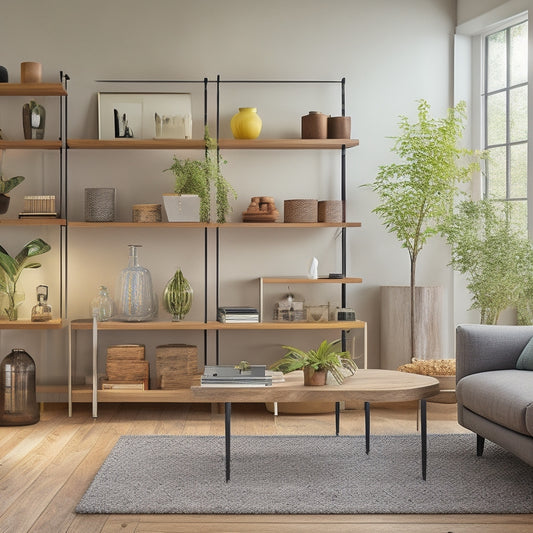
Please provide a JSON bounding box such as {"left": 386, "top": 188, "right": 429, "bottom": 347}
{"left": 0, "top": 0, "right": 458, "bottom": 387}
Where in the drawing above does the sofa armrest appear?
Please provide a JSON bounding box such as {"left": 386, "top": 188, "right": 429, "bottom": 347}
{"left": 456, "top": 324, "right": 533, "bottom": 381}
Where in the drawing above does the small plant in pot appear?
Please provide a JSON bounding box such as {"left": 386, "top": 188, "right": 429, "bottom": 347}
{"left": 269, "top": 339, "right": 357, "bottom": 386}
{"left": 0, "top": 238, "right": 51, "bottom": 320}
{"left": 164, "top": 127, "right": 236, "bottom": 223}
{"left": 0, "top": 174, "right": 25, "bottom": 215}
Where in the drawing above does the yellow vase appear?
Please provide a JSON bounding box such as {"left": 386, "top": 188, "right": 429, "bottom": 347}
{"left": 230, "top": 107, "right": 262, "bottom": 139}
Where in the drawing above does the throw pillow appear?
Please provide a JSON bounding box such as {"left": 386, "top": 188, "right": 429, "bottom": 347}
{"left": 516, "top": 336, "right": 533, "bottom": 370}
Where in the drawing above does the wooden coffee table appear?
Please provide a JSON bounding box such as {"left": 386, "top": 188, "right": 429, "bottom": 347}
{"left": 191, "top": 369, "right": 440, "bottom": 481}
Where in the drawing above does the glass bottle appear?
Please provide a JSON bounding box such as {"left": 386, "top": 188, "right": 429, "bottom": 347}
{"left": 31, "top": 285, "right": 52, "bottom": 322}
{"left": 0, "top": 348, "right": 39, "bottom": 426}
{"left": 90, "top": 285, "right": 114, "bottom": 321}
{"left": 116, "top": 244, "right": 156, "bottom": 322}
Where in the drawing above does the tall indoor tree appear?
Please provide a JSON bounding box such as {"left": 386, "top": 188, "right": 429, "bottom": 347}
{"left": 368, "top": 99, "right": 481, "bottom": 361}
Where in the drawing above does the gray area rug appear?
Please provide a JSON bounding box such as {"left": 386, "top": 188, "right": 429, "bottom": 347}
{"left": 76, "top": 434, "right": 533, "bottom": 514}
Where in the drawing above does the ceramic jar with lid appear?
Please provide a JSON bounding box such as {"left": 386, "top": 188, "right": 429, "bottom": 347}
{"left": 301, "top": 111, "right": 328, "bottom": 139}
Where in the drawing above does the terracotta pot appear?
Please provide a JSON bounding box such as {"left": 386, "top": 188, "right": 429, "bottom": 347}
{"left": 303, "top": 367, "right": 328, "bottom": 386}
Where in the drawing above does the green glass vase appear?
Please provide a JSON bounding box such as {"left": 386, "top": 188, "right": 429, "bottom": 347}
{"left": 163, "top": 268, "right": 193, "bottom": 321}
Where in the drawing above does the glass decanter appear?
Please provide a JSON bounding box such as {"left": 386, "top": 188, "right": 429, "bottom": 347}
{"left": 90, "top": 285, "right": 114, "bottom": 321}
{"left": 116, "top": 244, "right": 156, "bottom": 322}
{"left": 30, "top": 285, "right": 52, "bottom": 322}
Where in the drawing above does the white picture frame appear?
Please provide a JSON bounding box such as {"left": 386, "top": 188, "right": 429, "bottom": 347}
{"left": 98, "top": 92, "right": 192, "bottom": 140}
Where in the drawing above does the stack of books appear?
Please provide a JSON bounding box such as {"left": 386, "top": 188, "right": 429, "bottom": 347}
{"left": 217, "top": 306, "right": 259, "bottom": 323}
{"left": 201, "top": 365, "right": 272, "bottom": 387}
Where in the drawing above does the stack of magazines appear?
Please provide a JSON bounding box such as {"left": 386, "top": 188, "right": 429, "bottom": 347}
{"left": 217, "top": 306, "right": 259, "bottom": 323}
{"left": 201, "top": 365, "right": 272, "bottom": 387}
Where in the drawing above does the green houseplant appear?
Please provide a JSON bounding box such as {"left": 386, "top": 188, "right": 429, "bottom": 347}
{"left": 0, "top": 174, "right": 25, "bottom": 214}
{"left": 366, "top": 99, "right": 481, "bottom": 361}
{"left": 165, "top": 127, "right": 236, "bottom": 223}
{"left": 0, "top": 238, "right": 51, "bottom": 320}
{"left": 443, "top": 199, "right": 533, "bottom": 325}
{"left": 269, "top": 339, "right": 357, "bottom": 385}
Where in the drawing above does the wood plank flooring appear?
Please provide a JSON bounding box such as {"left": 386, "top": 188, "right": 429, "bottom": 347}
{"left": 0, "top": 401, "right": 532, "bottom": 533}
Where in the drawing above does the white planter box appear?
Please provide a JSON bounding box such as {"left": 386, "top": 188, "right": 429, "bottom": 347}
{"left": 162, "top": 194, "right": 200, "bottom": 222}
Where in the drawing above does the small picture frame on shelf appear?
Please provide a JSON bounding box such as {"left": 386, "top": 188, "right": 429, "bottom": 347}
{"left": 98, "top": 92, "right": 192, "bottom": 140}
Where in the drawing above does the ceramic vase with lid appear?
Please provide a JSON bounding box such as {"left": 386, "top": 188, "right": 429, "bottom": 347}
{"left": 116, "top": 245, "right": 156, "bottom": 322}
{"left": 301, "top": 111, "right": 328, "bottom": 139}
{"left": 230, "top": 107, "right": 262, "bottom": 139}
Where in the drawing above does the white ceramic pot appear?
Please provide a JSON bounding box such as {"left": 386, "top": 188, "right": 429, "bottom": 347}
{"left": 162, "top": 194, "right": 200, "bottom": 222}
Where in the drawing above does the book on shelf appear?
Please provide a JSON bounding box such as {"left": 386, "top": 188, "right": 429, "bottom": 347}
{"left": 217, "top": 306, "right": 259, "bottom": 323}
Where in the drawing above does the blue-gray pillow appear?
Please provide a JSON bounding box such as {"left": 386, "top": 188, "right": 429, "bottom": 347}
{"left": 516, "top": 336, "right": 533, "bottom": 370}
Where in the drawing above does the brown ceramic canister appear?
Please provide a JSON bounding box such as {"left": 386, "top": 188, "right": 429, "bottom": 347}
{"left": 301, "top": 111, "right": 328, "bottom": 139}
{"left": 327, "top": 116, "right": 351, "bottom": 139}
{"left": 20, "top": 62, "right": 42, "bottom": 83}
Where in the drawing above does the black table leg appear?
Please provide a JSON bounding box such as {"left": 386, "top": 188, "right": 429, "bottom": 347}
{"left": 335, "top": 401, "right": 340, "bottom": 435}
{"left": 225, "top": 402, "right": 231, "bottom": 482}
{"left": 420, "top": 399, "right": 427, "bottom": 480}
{"left": 364, "top": 401, "right": 370, "bottom": 454}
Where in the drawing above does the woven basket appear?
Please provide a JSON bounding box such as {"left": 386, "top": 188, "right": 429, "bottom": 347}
{"left": 318, "top": 200, "right": 344, "bottom": 222}
{"left": 156, "top": 344, "right": 198, "bottom": 389}
{"left": 132, "top": 203, "right": 162, "bottom": 223}
{"left": 284, "top": 199, "right": 318, "bottom": 223}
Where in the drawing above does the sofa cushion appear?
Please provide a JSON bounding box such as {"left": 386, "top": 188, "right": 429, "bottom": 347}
{"left": 456, "top": 370, "right": 533, "bottom": 437}
{"left": 516, "top": 336, "right": 533, "bottom": 370}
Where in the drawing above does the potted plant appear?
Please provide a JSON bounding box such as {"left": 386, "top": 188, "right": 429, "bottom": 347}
{"left": 442, "top": 198, "right": 533, "bottom": 325}
{"left": 269, "top": 339, "right": 357, "bottom": 386}
{"left": 0, "top": 238, "right": 51, "bottom": 320}
{"left": 164, "top": 127, "right": 236, "bottom": 223}
{"left": 0, "top": 174, "right": 25, "bottom": 214}
{"left": 365, "top": 99, "right": 481, "bottom": 363}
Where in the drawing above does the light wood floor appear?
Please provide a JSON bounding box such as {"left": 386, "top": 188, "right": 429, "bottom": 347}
{"left": 0, "top": 401, "right": 532, "bottom": 533}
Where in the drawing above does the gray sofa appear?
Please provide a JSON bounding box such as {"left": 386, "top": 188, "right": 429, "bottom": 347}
{"left": 456, "top": 324, "right": 533, "bottom": 466}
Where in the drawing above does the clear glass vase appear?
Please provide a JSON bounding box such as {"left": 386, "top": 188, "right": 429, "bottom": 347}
{"left": 116, "top": 244, "right": 156, "bottom": 322}
{"left": 90, "top": 285, "right": 114, "bottom": 321}
{"left": 163, "top": 268, "right": 193, "bottom": 321}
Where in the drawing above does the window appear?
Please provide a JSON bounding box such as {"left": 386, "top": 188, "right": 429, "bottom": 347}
{"left": 483, "top": 19, "right": 528, "bottom": 232}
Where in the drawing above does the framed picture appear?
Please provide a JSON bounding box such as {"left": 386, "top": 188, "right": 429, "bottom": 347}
{"left": 98, "top": 92, "right": 192, "bottom": 140}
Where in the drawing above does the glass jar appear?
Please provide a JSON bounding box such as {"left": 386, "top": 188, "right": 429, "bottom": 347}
{"left": 0, "top": 348, "right": 39, "bottom": 426}
{"left": 31, "top": 284, "right": 52, "bottom": 322}
{"left": 116, "top": 244, "right": 156, "bottom": 321}
{"left": 90, "top": 285, "right": 114, "bottom": 321}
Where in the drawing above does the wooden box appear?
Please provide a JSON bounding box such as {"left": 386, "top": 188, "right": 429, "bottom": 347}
{"left": 156, "top": 344, "right": 198, "bottom": 389}
{"left": 105, "top": 360, "right": 149, "bottom": 389}
{"left": 107, "top": 344, "right": 145, "bottom": 360}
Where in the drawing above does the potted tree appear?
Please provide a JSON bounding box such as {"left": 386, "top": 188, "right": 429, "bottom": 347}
{"left": 269, "top": 339, "right": 357, "bottom": 386}
{"left": 0, "top": 238, "right": 51, "bottom": 320}
{"left": 0, "top": 174, "right": 25, "bottom": 214}
{"left": 366, "top": 99, "right": 481, "bottom": 365}
{"left": 443, "top": 198, "right": 533, "bottom": 325}
{"left": 164, "top": 127, "right": 236, "bottom": 223}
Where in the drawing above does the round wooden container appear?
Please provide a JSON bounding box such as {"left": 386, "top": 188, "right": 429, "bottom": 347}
{"left": 20, "top": 62, "right": 42, "bottom": 83}
{"left": 132, "top": 203, "right": 162, "bottom": 223}
{"left": 301, "top": 111, "right": 328, "bottom": 139}
{"left": 284, "top": 199, "right": 318, "bottom": 223}
{"left": 318, "top": 200, "right": 344, "bottom": 222}
{"left": 327, "top": 116, "right": 351, "bottom": 139}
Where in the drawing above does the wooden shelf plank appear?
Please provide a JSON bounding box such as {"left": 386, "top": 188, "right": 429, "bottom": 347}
{"left": 213, "top": 320, "right": 365, "bottom": 330}
{"left": 0, "top": 218, "right": 66, "bottom": 226}
{"left": 0, "top": 319, "right": 63, "bottom": 330}
{"left": 67, "top": 221, "right": 361, "bottom": 228}
{"left": 218, "top": 138, "right": 359, "bottom": 149}
{"left": 67, "top": 139, "right": 206, "bottom": 149}
{"left": 261, "top": 277, "right": 362, "bottom": 284}
{"left": 0, "top": 140, "right": 62, "bottom": 150}
{"left": 0, "top": 83, "right": 67, "bottom": 96}
{"left": 70, "top": 319, "right": 211, "bottom": 330}
{"left": 67, "top": 221, "right": 208, "bottom": 228}
{"left": 71, "top": 386, "right": 203, "bottom": 403}
{"left": 69, "top": 318, "right": 365, "bottom": 331}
